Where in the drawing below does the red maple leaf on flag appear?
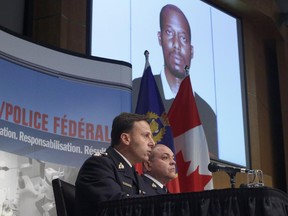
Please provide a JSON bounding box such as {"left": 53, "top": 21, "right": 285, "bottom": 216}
{"left": 168, "top": 76, "right": 213, "bottom": 192}
{"left": 176, "top": 150, "right": 212, "bottom": 192}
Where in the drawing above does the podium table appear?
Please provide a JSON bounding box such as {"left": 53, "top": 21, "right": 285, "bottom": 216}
{"left": 97, "top": 187, "right": 288, "bottom": 216}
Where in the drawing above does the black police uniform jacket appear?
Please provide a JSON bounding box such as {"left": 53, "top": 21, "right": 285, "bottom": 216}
{"left": 141, "top": 174, "right": 168, "bottom": 195}
{"left": 75, "top": 146, "right": 146, "bottom": 216}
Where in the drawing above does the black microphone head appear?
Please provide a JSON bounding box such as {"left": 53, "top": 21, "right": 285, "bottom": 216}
{"left": 208, "top": 162, "right": 218, "bottom": 172}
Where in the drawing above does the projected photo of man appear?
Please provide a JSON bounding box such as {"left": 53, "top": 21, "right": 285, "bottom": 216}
{"left": 133, "top": 4, "right": 218, "bottom": 158}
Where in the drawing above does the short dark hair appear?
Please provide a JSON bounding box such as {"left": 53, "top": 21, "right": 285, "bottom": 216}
{"left": 111, "top": 112, "right": 148, "bottom": 147}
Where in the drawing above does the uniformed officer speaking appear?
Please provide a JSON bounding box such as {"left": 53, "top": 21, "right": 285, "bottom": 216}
{"left": 75, "top": 112, "right": 155, "bottom": 216}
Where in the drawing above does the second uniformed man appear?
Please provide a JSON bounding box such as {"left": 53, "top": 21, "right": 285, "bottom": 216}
{"left": 141, "top": 144, "right": 177, "bottom": 195}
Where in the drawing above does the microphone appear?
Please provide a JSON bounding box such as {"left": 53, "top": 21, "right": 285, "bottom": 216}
{"left": 208, "top": 162, "right": 250, "bottom": 174}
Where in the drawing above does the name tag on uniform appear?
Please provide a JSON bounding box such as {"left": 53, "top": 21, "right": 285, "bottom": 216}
{"left": 122, "top": 181, "right": 132, "bottom": 188}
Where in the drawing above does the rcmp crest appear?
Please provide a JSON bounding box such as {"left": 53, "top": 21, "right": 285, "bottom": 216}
{"left": 146, "top": 112, "right": 170, "bottom": 143}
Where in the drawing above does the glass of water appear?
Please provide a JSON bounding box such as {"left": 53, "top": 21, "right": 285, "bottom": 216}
{"left": 247, "top": 170, "right": 264, "bottom": 187}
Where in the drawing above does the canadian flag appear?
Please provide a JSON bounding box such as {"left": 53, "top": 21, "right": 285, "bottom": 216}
{"left": 168, "top": 76, "right": 213, "bottom": 192}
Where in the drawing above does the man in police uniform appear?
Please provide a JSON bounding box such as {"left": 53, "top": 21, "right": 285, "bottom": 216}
{"left": 141, "top": 144, "right": 177, "bottom": 195}
{"left": 75, "top": 112, "right": 155, "bottom": 216}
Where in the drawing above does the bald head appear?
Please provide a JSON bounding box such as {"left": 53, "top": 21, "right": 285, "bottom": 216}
{"left": 143, "top": 144, "right": 177, "bottom": 185}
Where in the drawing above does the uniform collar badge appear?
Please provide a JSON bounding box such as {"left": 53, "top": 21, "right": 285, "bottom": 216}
{"left": 152, "top": 183, "right": 157, "bottom": 188}
{"left": 118, "top": 162, "right": 125, "bottom": 169}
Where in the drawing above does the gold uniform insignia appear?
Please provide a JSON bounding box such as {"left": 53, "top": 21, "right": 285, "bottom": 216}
{"left": 152, "top": 183, "right": 157, "bottom": 188}
{"left": 93, "top": 152, "right": 107, "bottom": 157}
{"left": 118, "top": 162, "right": 125, "bottom": 169}
{"left": 93, "top": 152, "right": 101, "bottom": 156}
{"left": 139, "top": 190, "right": 146, "bottom": 194}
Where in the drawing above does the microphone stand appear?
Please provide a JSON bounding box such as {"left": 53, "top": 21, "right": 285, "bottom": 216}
{"left": 226, "top": 171, "right": 237, "bottom": 188}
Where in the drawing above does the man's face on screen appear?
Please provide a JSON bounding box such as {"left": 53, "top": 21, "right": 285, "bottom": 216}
{"left": 159, "top": 8, "right": 193, "bottom": 79}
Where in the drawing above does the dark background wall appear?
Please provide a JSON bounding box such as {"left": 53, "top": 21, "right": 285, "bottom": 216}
{"left": 1, "top": 0, "right": 288, "bottom": 192}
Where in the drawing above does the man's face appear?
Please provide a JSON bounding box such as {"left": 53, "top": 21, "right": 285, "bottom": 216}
{"left": 159, "top": 9, "right": 193, "bottom": 79}
{"left": 148, "top": 145, "right": 176, "bottom": 183}
{"left": 128, "top": 121, "right": 155, "bottom": 163}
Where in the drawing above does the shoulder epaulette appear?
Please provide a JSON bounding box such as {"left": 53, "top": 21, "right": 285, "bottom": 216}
{"left": 93, "top": 152, "right": 108, "bottom": 157}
